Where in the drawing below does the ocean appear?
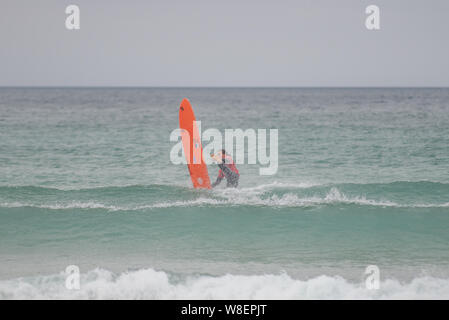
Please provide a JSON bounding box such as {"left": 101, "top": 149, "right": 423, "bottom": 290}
{"left": 0, "top": 87, "right": 448, "bottom": 299}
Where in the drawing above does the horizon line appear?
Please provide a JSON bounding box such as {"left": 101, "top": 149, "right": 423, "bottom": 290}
{"left": 1, "top": 86, "right": 449, "bottom": 89}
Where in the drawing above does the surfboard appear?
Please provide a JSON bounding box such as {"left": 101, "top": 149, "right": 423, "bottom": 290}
{"left": 179, "top": 98, "right": 211, "bottom": 189}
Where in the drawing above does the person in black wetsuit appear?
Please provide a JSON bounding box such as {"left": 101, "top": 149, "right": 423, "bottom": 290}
{"left": 211, "top": 149, "right": 240, "bottom": 188}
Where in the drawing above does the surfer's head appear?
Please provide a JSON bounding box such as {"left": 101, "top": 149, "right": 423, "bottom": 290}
{"left": 211, "top": 149, "right": 227, "bottom": 157}
{"left": 210, "top": 149, "right": 227, "bottom": 161}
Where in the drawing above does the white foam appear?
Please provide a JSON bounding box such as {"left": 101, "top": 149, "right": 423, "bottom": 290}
{"left": 2, "top": 187, "right": 448, "bottom": 211}
{"left": 1, "top": 268, "right": 449, "bottom": 300}
{"left": 144, "top": 187, "right": 449, "bottom": 209}
{"left": 0, "top": 201, "right": 121, "bottom": 211}
{"left": 233, "top": 181, "right": 322, "bottom": 193}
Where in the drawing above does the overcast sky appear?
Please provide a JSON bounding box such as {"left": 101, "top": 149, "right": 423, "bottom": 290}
{"left": 1, "top": 0, "right": 448, "bottom": 87}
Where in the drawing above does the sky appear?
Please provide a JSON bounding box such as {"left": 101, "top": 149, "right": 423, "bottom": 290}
{"left": 0, "top": 0, "right": 448, "bottom": 87}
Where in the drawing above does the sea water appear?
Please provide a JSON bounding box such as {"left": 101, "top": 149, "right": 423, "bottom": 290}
{"left": 0, "top": 88, "right": 448, "bottom": 299}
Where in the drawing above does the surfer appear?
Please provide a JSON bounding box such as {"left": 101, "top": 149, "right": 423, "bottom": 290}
{"left": 210, "top": 149, "right": 240, "bottom": 188}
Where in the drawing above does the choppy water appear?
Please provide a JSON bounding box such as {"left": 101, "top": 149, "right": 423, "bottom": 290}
{"left": 0, "top": 88, "right": 448, "bottom": 299}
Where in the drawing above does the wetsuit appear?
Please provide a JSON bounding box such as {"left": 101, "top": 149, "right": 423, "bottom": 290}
{"left": 211, "top": 155, "right": 239, "bottom": 188}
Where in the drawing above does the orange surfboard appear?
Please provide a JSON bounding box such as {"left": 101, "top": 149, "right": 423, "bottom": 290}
{"left": 179, "top": 98, "right": 211, "bottom": 189}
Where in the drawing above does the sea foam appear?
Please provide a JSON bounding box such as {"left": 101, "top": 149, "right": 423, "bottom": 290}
{"left": 1, "top": 185, "right": 449, "bottom": 211}
{"left": 1, "top": 268, "right": 449, "bottom": 300}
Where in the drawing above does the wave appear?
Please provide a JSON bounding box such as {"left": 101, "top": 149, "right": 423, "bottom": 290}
{"left": 148, "top": 189, "right": 449, "bottom": 209}
{"left": 1, "top": 187, "right": 448, "bottom": 211}
{"left": 1, "top": 267, "right": 449, "bottom": 299}
{"left": 0, "top": 183, "right": 190, "bottom": 193}
{"left": 0, "top": 182, "right": 320, "bottom": 196}
{"left": 148, "top": 188, "right": 449, "bottom": 209}
{"left": 1, "top": 180, "right": 448, "bottom": 194}
{"left": 0, "top": 201, "right": 121, "bottom": 211}
{"left": 1, "top": 181, "right": 448, "bottom": 211}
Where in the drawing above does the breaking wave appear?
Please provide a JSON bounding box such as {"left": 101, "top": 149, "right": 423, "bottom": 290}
{"left": 0, "top": 181, "right": 448, "bottom": 211}
{"left": 1, "top": 267, "right": 449, "bottom": 300}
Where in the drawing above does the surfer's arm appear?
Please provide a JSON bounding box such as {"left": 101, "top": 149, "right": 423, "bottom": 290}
{"left": 212, "top": 169, "right": 224, "bottom": 188}
{"left": 211, "top": 176, "right": 223, "bottom": 188}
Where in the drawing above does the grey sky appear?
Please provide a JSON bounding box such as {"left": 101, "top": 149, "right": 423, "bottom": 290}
{"left": 1, "top": 0, "right": 448, "bottom": 87}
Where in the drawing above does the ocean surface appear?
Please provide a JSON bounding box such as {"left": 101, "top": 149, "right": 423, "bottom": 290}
{"left": 0, "top": 88, "right": 448, "bottom": 299}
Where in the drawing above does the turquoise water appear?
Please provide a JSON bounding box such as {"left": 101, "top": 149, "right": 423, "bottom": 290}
{"left": 0, "top": 88, "right": 449, "bottom": 299}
